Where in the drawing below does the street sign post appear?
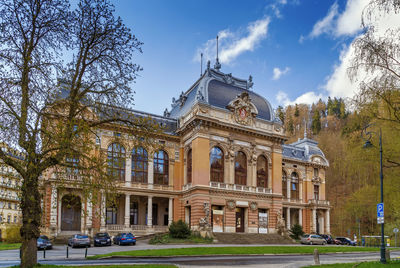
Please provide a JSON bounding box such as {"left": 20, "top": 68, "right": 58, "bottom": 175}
{"left": 394, "top": 228, "right": 399, "bottom": 247}
{"left": 377, "top": 203, "right": 384, "bottom": 224}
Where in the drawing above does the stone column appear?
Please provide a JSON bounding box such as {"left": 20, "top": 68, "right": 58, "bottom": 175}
{"left": 148, "top": 157, "right": 154, "bottom": 189}
{"left": 251, "top": 161, "right": 257, "bottom": 187}
{"left": 124, "top": 194, "right": 130, "bottom": 227}
{"left": 312, "top": 208, "right": 317, "bottom": 233}
{"left": 100, "top": 192, "right": 106, "bottom": 231}
{"left": 50, "top": 185, "right": 57, "bottom": 228}
{"left": 86, "top": 194, "right": 93, "bottom": 232}
{"left": 286, "top": 207, "right": 291, "bottom": 229}
{"left": 125, "top": 154, "right": 132, "bottom": 183}
{"left": 147, "top": 196, "right": 153, "bottom": 227}
{"left": 169, "top": 160, "right": 174, "bottom": 187}
{"left": 287, "top": 178, "right": 291, "bottom": 200}
{"left": 168, "top": 198, "right": 173, "bottom": 225}
{"left": 230, "top": 157, "right": 235, "bottom": 185}
{"left": 326, "top": 209, "right": 330, "bottom": 234}
{"left": 299, "top": 208, "right": 303, "bottom": 226}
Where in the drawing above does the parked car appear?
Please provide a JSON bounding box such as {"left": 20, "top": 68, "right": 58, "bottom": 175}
{"left": 94, "top": 232, "right": 111, "bottom": 247}
{"left": 68, "top": 234, "right": 91, "bottom": 248}
{"left": 336, "top": 237, "right": 356, "bottom": 246}
{"left": 37, "top": 235, "right": 53, "bottom": 250}
{"left": 321, "top": 234, "right": 335, "bottom": 244}
{"left": 113, "top": 233, "right": 136, "bottom": 246}
{"left": 300, "top": 234, "right": 327, "bottom": 245}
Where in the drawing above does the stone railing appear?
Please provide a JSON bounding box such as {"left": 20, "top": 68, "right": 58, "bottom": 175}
{"left": 123, "top": 182, "right": 174, "bottom": 191}
{"left": 130, "top": 225, "right": 147, "bottom": 230}
{"left": 106, "top": 224, "right": 125, "bottom": 231}
{"left": 308, "top": 199, "right": 330, "bottom": 206}
{"left": 209, "top": 182, "right": 272, "bottom": 194}
{"left": 154, "top": 225, "right": 168, "bottom": 232}
{"left": 282, "top": 198, "right": 303, "bottom": 204}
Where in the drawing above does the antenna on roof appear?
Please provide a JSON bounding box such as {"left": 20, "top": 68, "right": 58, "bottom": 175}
{"left": 304, "top": 118, "right": 308, "bottom": 139}
{"left": 214, "top": 35, "right": 221, "bottom": 71}
{"left": 200, "top": 53, "right": 203, "bottom": 77}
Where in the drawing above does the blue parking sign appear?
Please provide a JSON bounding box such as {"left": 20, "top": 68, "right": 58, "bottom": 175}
{"left": 377, "top": 203, "right": 384, "bottom": 218}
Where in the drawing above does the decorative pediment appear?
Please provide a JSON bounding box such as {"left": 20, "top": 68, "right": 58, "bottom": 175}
{"left": 226, "top": 92, "right": 258, "bottom": 125}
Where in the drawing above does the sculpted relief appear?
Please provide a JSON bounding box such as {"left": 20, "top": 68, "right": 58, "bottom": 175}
{"left": 226, "top": 92, "right": 258, "bottom": 126}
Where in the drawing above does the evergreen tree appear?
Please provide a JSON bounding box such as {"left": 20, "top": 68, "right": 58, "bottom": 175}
{"left": 287, "top": 117, "right": 294, "bottom": 134}
{"left": 294, "top": 104, "right": 300, "bottom": 117}
{"left": 277, "top": 106, "right": 285, "bottom": 123}
{"left": 311, "top": 111, "right": 321, "bottom": 135}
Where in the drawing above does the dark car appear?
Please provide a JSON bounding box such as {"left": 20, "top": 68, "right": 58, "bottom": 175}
{"left": 321, "top": 234, "right": 335, "bottom": 244}
{"left": 94, "top": 232, "right": 111, "bottom": 247}
{"left": 113, "top": 233, "right": 136, "bottom": 246}
{"left": 336, "top": 237, "right": 356, "bottom": 246}
{"left": 37, "top": 235, "right": 52, "bottom": 250}
{"left": 68, "top": 234, "right": 91, "bottom": 248}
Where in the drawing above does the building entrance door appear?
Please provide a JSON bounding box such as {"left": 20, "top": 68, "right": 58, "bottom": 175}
{"left": 235, "top": 207, "right": 244, "bottom": 233}
{"left": 61, "top": 194, "right": 81, "bottom": 231}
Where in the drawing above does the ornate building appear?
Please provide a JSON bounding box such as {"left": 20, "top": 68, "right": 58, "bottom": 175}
{"left": 41, "top": 63, "right": 330, "bottom": 238}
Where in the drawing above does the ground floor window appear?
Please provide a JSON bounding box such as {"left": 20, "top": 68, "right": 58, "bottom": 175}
{"left": 130, "top": 202, "right": 138, "bottom": 225}
{"left": 212, "top": 205, "right": 224, "bottom": 233}
{"left": 106, "top": 206, "right": 118, "bottom": 225}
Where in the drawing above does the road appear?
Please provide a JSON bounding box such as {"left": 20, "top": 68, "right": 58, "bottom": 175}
{"left": 0, "top": 241, "right": 398, "bottom": 268}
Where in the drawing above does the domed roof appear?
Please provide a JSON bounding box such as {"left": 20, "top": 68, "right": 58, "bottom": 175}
{"left": 168, "top": 66, "right": 274, "bottom": 122}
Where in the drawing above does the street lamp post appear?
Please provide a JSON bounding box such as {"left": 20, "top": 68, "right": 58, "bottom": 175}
{"left": 362, "top": 125, "right": 385, "bottom": 264}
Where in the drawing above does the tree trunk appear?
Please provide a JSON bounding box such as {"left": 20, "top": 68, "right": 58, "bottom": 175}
{"left": 20, "top": 171, "right": 41, "bottom": 268}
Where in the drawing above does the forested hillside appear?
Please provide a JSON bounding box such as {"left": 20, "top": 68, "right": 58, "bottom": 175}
{"left": 279, "top": 96, "right": 400, "bottom": 237}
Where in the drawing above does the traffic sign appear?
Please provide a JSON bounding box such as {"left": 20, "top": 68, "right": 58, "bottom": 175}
{"left": 377, "top": 203, "right": 384, "bottom": 218}
{"left": 394, "top": 228, "right": 399, "bottom": 234}
{"left": 378, "top": 217, "right": 384, "bottom": 224}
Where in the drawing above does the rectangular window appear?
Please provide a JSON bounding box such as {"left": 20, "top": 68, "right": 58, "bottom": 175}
{"left": 106, "top": 206, "right": 118, "bottom": 225}
{"left": 314, "top": 185, "right": 320, "bottom": 200}
{"left": 314, "top": 168, "right": 319, "bottom": 177}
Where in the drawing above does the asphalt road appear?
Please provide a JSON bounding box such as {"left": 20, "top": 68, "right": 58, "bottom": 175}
{"left": 0, "top": 242, "right": 398, "bottom": 268}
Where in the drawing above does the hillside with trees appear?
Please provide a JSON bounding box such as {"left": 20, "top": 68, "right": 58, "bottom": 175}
{"left": 281, "top": 96, "right": 400, "bottom": 239}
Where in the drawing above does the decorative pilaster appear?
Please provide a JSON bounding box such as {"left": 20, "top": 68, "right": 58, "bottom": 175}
{"left": 148, "top": 157, "right": 154, "bottom": 188}
{"left": 86, "top": 194, "right": 92, "bottom": 231}
{"left": 50, "top": 186, "right": 57, "bottom": 227}
{"left": 100, "top": 192, "right": 106, "bottom": 231}
{"left": 125, "top": 154, "right": 132, "bottom": 182}
{"left": 286, "top": 207, "right": 291, "bottom": 229}
{"left": 287, "top": 178, "right": 291, "bottom": 200}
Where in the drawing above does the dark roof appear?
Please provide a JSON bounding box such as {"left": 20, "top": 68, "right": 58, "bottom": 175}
{"left": 282, "top": 137, "right": 328, "bottom": 165}
{"left": 208, "top": 80, "right": 271, "bottom": 121}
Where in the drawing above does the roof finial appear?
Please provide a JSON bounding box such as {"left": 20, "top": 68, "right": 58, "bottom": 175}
{"left": 214, "top": 35, "right": 221, "bottom": 71}
{"left": 200, "top": 53, "right": 203, "bottom": 77}
{"left": 304, "top": 118, "right": 307, "bottom": 139}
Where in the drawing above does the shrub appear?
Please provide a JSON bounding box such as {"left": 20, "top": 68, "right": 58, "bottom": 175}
{"left": 289, "top": 224, "right": 304, "bottom": 240}
{"left": 168, "top": 220, "right": 191, "bottom": 239}
{"left": 4, "top": 225, "right": 22, "bottom": 243}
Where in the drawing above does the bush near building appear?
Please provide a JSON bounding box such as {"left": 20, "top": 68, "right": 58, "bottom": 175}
{"left": 168, "top": 220, "right": 191, "bottom": 239}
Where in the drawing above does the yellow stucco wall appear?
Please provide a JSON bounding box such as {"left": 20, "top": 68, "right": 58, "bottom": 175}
{"left": 191, "top": 137, "right": 210, "bottom": 186}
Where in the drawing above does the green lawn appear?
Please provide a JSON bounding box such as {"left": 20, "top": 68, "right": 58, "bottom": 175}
{"left": 302, "top": 259, "right": 400, "bottom": 267}
{"left": 88, "top": 246, "right": 400, "bottom": 259}
{"left": 0, "top": 243, "right": 20, "bottom": 250}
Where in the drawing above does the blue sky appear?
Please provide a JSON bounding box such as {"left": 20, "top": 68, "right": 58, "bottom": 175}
{"left": 111, "top": 0, "right": 399, "bottom": 115}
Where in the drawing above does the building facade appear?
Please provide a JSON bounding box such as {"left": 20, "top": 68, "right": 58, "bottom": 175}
{"left": 41, "top": 64, "right": 330, "bottom": 238}
{"left": 0, "top": 145, "right": 23, "bottom": 240}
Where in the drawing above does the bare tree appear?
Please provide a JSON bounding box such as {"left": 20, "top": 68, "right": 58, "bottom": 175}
{"left": 0, "top": 0, "right": 157, "bottom": 267}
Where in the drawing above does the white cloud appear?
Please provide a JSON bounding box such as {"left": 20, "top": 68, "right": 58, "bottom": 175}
{"left": 309, "top": 2, "right": 339, "bottom": 38}
{"left": 272, "top": 67, "right": 290, "bottom": 80}
{"left": 194, "top": 17, "right": 270, "bottom": 65}
{"left": 276, "top": 90, "right": 323, "bottom": 106}
{"left": 336, "top": 0, "right": 369, "bottom": 36}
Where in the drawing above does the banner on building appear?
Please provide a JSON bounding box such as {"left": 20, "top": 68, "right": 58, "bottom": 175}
{"left": 212, "top": 210, "right": 224, "bottom": 232}
{"left": 258, "top": 212, "right": 268, "bottom": 233}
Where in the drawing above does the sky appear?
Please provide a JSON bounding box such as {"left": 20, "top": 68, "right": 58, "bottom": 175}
{"left": 111, "top": 0, "right": 400, "bottom": 115}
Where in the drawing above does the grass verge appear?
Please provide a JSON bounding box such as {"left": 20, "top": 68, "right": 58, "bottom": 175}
{"left": 302, "top": 259, "right": 400, "bottom": 267}
{"left": 149, "top": 234, "right": 213, "bottom": 244}
{"left": 88, "top": 246, "right": 400, "bottom": 259}
{"left": 0, "top": 242, "right": 20, "bottom": 250}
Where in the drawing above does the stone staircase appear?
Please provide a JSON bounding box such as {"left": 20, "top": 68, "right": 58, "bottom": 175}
{"left": 213, "top": 233, "right": 295, "bottom": 244}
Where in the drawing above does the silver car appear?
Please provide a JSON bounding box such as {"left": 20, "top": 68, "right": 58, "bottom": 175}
{"left": 301, "top": 234, "right": 327, "bottom": 245}
{"left": 68, "top": 234, "right": 91, "bottom": 248}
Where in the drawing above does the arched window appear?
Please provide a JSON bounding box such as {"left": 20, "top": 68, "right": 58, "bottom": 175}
{"left": 187, "top": 149, "right": 192, "bottom": 183}
{"left": 65, "top": 155, "right": 79, "bottom": 175}
{"left": 210, "top": 147, "right": 224, "bottom": 182}
{"left": 107, "top": 143, "right": 125, "bottom": 181}
{"left": 257, "top": 155, "right": 268, "bottom": 188}
{"left": 282, "top": 170, "right": 287, "bottom": 198}
{"left": 132, "top": 147, "right": 148, "bottom": 183}
{"left": 154, "top": 150, "right": 169, "bottom": 185}
{"left": 235, "top": 151, "right": 247, "bottom": 185}
{"left": 291, "top": 172, "right": 299, "bottom": 200}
